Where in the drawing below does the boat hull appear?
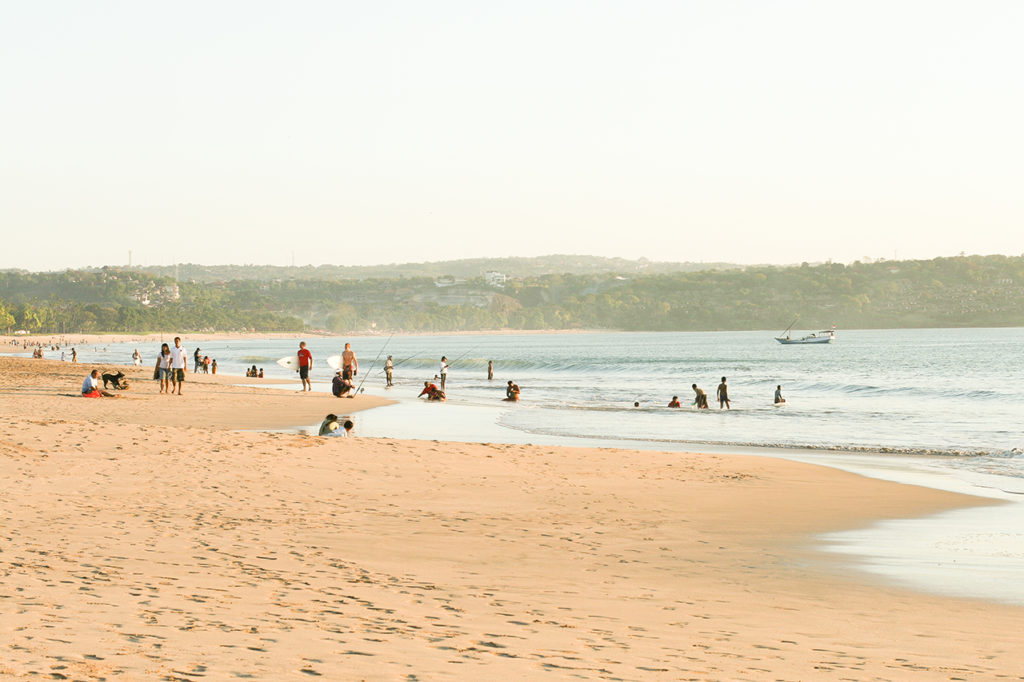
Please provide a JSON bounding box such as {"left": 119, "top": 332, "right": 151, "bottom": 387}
{"left": 775, "top": 336, "right": 834, "bottom": 345}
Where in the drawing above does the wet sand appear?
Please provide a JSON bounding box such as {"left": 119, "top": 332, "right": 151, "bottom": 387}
{"left": 0, "top": 357, "right": 1021, "bottom": 680}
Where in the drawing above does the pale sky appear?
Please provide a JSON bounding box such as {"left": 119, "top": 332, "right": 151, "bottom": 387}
{"left": 2, "top": 1, "right": 1022, "bottom": 271}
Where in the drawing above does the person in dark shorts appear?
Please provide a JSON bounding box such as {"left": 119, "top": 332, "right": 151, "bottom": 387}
{"left": 332, "top": 370, "right": 354, "bottom": 397}
{"left": 297, "top": 341, "right": 313, "bottom": 392}
{"left": 716, "top": 377, "right": 730, "bottom": 410}
{"left": 169, "top": 337, "right": 187, "bottom": 395}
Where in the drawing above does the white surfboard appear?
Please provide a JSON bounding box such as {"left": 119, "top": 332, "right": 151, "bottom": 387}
{"left": 276, "top": 355, "right": 299, "bottom": 370}
{"left": 326, "top": 355, "right": 342, "bottom": 370}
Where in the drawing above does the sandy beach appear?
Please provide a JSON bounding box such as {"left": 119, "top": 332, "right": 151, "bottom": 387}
{"left": 1, "top": 357, "right": 1021, "bottom": 680}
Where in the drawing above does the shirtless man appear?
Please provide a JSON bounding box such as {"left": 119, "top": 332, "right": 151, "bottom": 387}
{"left": 342, "top": 343, "right": 358, "bottom": 381}
{"left": 692, "top": 383, "right": 709, "bottom": 409}
{"left": 716, "top": 377, "right": 730, "bottom": 410}
{"left": 384, "top": 355, "right": 394, "bottom": 387}
{"left": 774, "top": 385, "right": 786, "bottom": 404}
{"left": 504, "top": 380, "right": 520, "bottom": 402}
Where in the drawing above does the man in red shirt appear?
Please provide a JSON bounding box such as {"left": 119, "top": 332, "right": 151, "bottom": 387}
{"left": 418, "top": 380, "right": 445, "bottom": 401}
{"left": 297, "top": 341, "right": 313, "bottom": 392}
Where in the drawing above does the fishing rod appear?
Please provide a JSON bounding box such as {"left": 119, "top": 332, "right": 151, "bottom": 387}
{"left": 375, "top": 349, "right": 424, "bottom": 375}
{"left": 445, "top": 346, "right": 478, "bottom": 369}
{"left": 356, "top": 334, "right": 393, "bottom": 393}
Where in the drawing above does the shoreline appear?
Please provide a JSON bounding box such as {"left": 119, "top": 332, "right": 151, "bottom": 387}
{"left": 1, "top": 356, "right": 1021, "bottom": 678}
{"left": 0, "top": 328, "right": 612, "bottom": 348}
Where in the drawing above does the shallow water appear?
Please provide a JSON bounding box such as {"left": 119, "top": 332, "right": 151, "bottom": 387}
{"left": 32, "top": 328, "right": 1024, "bottom": 604}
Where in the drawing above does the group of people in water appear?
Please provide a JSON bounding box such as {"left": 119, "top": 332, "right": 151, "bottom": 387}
{"left": 665, "top": 378, "right": 786, "bottom": 409}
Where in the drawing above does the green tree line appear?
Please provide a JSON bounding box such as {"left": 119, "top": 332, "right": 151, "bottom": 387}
{"left": 2, "top": 255, "right": 1024, "bottom": 334}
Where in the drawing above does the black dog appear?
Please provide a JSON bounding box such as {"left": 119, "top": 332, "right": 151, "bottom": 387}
{"left": 102, "top": 371, "right": 129, "bottom": 390}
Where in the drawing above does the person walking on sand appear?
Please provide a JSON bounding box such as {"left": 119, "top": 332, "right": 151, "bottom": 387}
{"left": 774, "top": 385, "right": 786, "bottom": 404}
{"left": 384, "top": 355, "right": 394, "bottom": 387}
{"left": 439, "top": 356, "right": 449, "bottom": 391}
{"left": 157, "top": 342, "right": 173, "bottom": 395}
{"left": 169, "top": 337, "right": 187, "bottom": 395}
{"left": 716, "top": 376, "right": 731, "bottom": 410}
{"left": 297, "top": 341, "right": 313, "bottom": 392}
{"left": 341, "top": 343, "right": 358, "bottom": 380}
{"left": 487, "top": 360, "right": 494, "bottom": 381}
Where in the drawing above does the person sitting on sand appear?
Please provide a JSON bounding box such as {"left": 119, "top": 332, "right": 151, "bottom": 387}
{"left": 319, "top": 413, "right": 340, "bottom": 435}
{"left": 332, "top": 371, "right": 354, "bottom": 398}
{"left": 504, "top": 380, "right": 520, "bottom": 402}
{"left": 319, "top": 414, "right": 355, "bottom": 437}
{"left": 692, "top": 384, "right": 709, "bottom": 409}
{"left": 82, "top": 369, "right": 116, "bottom": 398}
{"left": 668, "top": 396, "right": 681, "bottom": 408}
{"left": 774, "top": 385, "right": 786, "bottom": 404}
{"left": 419, "top": 381, "right": 446, "bottom": 402}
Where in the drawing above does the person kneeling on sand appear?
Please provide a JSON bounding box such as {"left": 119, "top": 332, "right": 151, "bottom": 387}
{"left": 504, "top": 380, "right": 520, "bottom": 402}
{"left": 419, "top": 381, "right": 446, "bottom": 402}
{"left": 82, "top": 369, "right": 116, "bottom": 398}
{"left": 332, "top": 371, "right": 354, "bottom": 398}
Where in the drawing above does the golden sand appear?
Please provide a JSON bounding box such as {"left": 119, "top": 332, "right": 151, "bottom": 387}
{"left": 0, "top": 357, "right": 1020, "bottom": 680}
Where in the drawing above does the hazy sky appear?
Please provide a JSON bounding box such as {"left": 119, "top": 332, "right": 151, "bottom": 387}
{"left": 2, "top": 1, "right": 1022, "bottom": 271}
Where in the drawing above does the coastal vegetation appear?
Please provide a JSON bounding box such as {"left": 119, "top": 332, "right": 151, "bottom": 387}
{"left": 1, "top": 254, "right": 1023, "bottom": 334}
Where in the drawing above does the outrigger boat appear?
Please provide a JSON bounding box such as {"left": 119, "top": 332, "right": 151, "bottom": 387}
{"left": 775, "top": 320, "right": 836, "bottom": 345}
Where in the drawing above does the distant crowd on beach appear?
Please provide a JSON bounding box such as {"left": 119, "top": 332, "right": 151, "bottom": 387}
{"left": 70, "top": 337, "right": 791, "bottom": 412}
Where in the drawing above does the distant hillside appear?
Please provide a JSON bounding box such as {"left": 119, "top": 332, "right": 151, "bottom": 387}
{"left": 132, "top": 255, "right": 743, "bottom": 283}
{"left": 3, "top": 255, "right": 1024, "bottom": 334}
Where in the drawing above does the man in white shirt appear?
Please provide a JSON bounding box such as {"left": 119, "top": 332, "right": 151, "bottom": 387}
{"left": 439, "top": 356, "right": 449, "bottom": 391}
{"left": 82, "top": 369, "right": 115, "bottom": 398}
{"left": 169, "top": 336, "right": 188, "bottom": 395}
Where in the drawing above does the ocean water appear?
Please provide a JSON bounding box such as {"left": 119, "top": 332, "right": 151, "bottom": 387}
{"left": 29, "top": 328, "right": 1024, "bottom": 604}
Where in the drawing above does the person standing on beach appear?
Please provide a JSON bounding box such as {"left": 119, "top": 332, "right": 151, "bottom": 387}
{"left": 297, "top": 341, "right": 313, "bottom": 392}
{"left": 193, "top": 347, "right": 201, "bottom": 373}
{"left": 716, "top": 377, "right": 731, "bottom": 410}
{"left": 169, "top": 337, "right": 187, "bottom": 395}
{"left": 71, "top": 348, "right": 77, "bottom": 363}
{"left": 487, "top": 360, "right": 494, "bottom": 381}
{"left": 211, "top": 359, "right": 217, "bottom": 375}
{"left": 342, "top": 343, "right": 358, "bottom": 380}
{"left": 774, "top": 385, "right": 786, "bottom": 404}
{"left": 439, "top": 356, "right": 449, "bottom": 391}
{"left": 158, "top": 343, "right": 172, "bottom": 395}
{"left": 384, "top": 355, "right": 394, "bottom": 387}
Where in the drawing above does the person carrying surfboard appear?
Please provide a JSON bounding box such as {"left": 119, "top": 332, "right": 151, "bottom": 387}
{"left": 297, "top": 341, "right": 313, "bottom": 392}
